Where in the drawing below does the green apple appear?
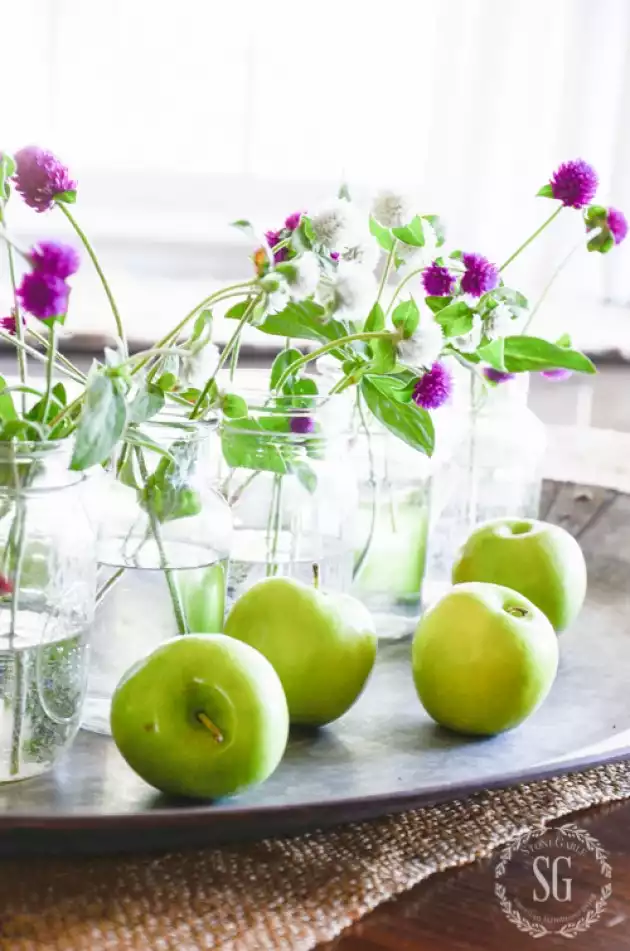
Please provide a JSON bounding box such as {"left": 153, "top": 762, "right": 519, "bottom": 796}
{"left": 110, "top": 634, "right": 289, "bottom": 799}
{"left": 452, "top": 517, "right": 587, "bottom": 632}
{"left": 224, "top": 577, "right": 377, "bottom": 726}
{"left": 412, "top": 582, "right": 559, "bottom": 735}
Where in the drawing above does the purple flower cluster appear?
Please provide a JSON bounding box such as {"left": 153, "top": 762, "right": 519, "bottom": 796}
{"left": 607, "top": 207, "right": 628, "bottom": 245}
{"left": 422, "top": 262, "right": 455, "bottom": 297}
{"left": 541, "top": 368, "right": 572, "bottom": 381}
{"left": 13, "top": 146, "right": 76, "bottom": 213}
{"left": 412, "top": 362, "right": 452, "bottom": 409}
{"left": 461, "top": 253, "right": 499, "bottom": 298}
{"left": 264, "top": 210, "right": 305, "bottom": 265}
{"left": 0, "top": 309, "right": 25, "bottom": 336}
{"left": 17, "top": 240, "right": 80, "bottom": 321}
{"left": 290, "top": 415, "right": 315, "bottom": 435}
{"left": 550, "top": 159, "right": 598, "bottom": 209}
{"left": 483, "top": 367, "right": 515, "bottom": 384}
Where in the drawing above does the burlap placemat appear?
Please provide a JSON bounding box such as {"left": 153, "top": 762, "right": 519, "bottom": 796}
{"left": 2, "top": 760, "right": 630, "bottom": 951}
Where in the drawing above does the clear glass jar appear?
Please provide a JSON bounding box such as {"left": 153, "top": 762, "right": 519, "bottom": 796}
{"left": 218, "top": 395, "right": 357, "bottom": 605}
{"left": 350, "top": 417, "right": 431, "bottom": 641}
{"left": 0, "top": 442, "right": 96, "bottom": 783}
{"left": 424, "top": 373, "right": 547, "bottom": 604}
{"left": 84, "top": 416, "right": 232, "bottom": 735}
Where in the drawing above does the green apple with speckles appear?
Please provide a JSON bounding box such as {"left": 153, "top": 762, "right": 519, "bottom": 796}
{"left": 110, "top": 634, "right": 289, "bottom": 799}
{"left": 452, "top": 518, "right": 587, "bottom": 632}
{"left": 412, "top": 582, "right": 559, "bottom": 735}
{"left": 224, "top": 577, "right": 377, "bottom": 726}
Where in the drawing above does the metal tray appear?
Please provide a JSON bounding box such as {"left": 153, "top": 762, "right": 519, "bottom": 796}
{"left": 1, "top": 480, "right": 629, "bottom": 854}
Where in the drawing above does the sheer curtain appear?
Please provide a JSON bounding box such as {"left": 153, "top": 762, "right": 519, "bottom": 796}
{"left": 3, "top": 0, "right": 630, "bottom": 346}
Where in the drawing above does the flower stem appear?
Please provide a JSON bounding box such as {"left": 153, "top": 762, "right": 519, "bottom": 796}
{"left": 190, "top": 294, "right": 260, "bottom": 418}
{"left": 385, "top": 265, "right": 427, "bottom": 315}
{"left": 40, "top": 323, "right": 57, "bottom": 424}
{"left": 522, "top": 241, "right": 582, "bottom": 334}
{"left": 0, "top": 328, "right": 84, "bottom": 385}
{"left": 376, "top": 240, "right": 398, "bottom": 305}
{"left": 56, "top": 201, "right": 127, "bottom": 354}
{"left": 352, "top": 390, "right": 377, "bottom": 581}
{"left": 96, "top": 566, "right": 125, "bottom": 604}
{"left": 499, "top": 206, "right": 563, "bottom": 272}
{"left": 6, "top": 244, "right": 27, "bottom": 413}
{"left": 26, "top": 327, "right": 87, "bottom": 382}
{"left": 274, "top": 331, "right": 397, "bottom": 393}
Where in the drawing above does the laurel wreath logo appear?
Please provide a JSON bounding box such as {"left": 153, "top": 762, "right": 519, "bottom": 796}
{"left": 494, "top": 822, "right": 612, "bottom": 939}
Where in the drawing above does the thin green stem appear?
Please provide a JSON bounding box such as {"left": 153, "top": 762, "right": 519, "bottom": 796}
{"left": 352, "top": 391, "right": 377, "bottom": 582}
{"left": 56, "top": 201, "right": 127, "bottom": 354}
{"left": 26, "top": 327, "right": 87, "bottom": 382}
{"left": 229, "top": 335, "right": 241, "bottom": 384}
{"left": 134, "top": 447, "right": 189, "bottom": 635}
{"left": 376, "top": 241, "right": 398, "bottom": 305}
{"left": 40, "top": 323, "right": 57, "bottom": 424}
{"left": 96, "top": 566, "right": 125, "bottom": 605}
{"left": 49, "top": 394, "right": 83, "bottom": 437}
{"left": 0, "top": 328, "right": 84, "bottom": 384}
{"left": 6, "top": 244, "right": 27, "bottom": 413}
{"left": 8, "top": 448, "right": 27, "bottom": 777}
{"left": 522, "top": 242, "right": 582, "bottom": 335}
{"left": 274, "top": 331, "right": 397, "bottom": 393}
{"left": 190, "top": 294, "right": 260, "bottom": 418}
{"left": 386, "top": 266, "right": 426, "bottom": 315}
{"left": 134, "top": 282, "right": 257, "bottom": 379}
{"left": 499, "top": 206, "right": 563, "bottom": 272}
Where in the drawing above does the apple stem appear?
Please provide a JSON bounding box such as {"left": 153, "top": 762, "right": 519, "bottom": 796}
{"left": 196, "top": 711, "right": 224, "bottom": 743}
{"left": 312, "top": 563, "right": 320, "bottom": 589}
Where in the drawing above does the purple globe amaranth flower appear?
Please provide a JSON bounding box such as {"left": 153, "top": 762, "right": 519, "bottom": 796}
{"left": 0, "top": 309, "right": 25, "bottom": 336}
{"left": 607, "top": 207, "right": 628, "bottom": 245}
{"left": 330, "top": 251, "right": 340, "bottom": 262}
{"left": 13, "top": 146, "right": 77, "bottom": 213}
{"left": 412, "top": 362, "right": 453, "bottom": 410}
{"left": 550, "top": 159, "right": 598, "bottom": 209}
{"left": 30, "top": 240, "right": 80, "bottom": 280}
{"left": 284, "top": 211, "right": 304, "bottom": 231}
{"left": 541, "top": 368, "right": 572, "bottom": 381}
{"left": 265, "top": 229, "right": 288, "bottom": 263}
{"left": 483, "top": 367, "right": 515, "bottom": 384}
{"left": 17, "top": 272, "right": 69, "bottom": 320}
{"left": 460, "top": 252, "right": 499, "bottom": 298}
{"left": 290, "top": 415, "right": 315, "bottom": 435}
{"left": 422, "top": 262, "right": 456, "bottom": 297}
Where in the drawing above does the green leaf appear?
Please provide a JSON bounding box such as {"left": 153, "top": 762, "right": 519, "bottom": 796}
{"left": 140, "top": 449, "right": 202, "bottom": 523}
{"left": 55, "top": 190, "right": 77, "bottom": 204}
{"left": 364, "top": 302, "right": 385, "bottom": 332}
{"left": 434, "top": 301, "right": 474, "bottom": 338}
{"left": 221, "top": 419, "right": 291, "bottom": 474}
{"left": 270, "top": 347, "right": 303, "bottom": 391}
{"left": 257, "top": 300, "right": 345, "bottom": 344}
{"left": 189, "top": 309, "right": 213, "bottom": 345}
{"left": 0, "top": 153, "right": 16, "bottom": 201}
{"left": 128, "top": 383, "right": 165, "bottom": 424}
{"left": 225, "top": 301, "right": 250, "bottom": 321}
{"left": 361, "top": 378, "right": 434, "bottom": 456}
{"left": 0, "top": 376, "right": 18, "bottom": 422}
{"left": 287, "top": 377, "right": 319, "bottom": 399}
{"left": 391, "top": 300, "right": 419, "bottom": 338}
{"left": 392, "top": 215, "right": 425, "bottom": 247}
{"left": 222, "top": 393, "right": 248, "bottom": 418}
{"left": 536, "top": 184, "right": 554, "bottom": 199}
{"left": 156, "top": 372, "right": 178, "bottom": 392}
{"left": 477, "top": 337, "right": 506, "bottom": 371}
{"left": 555, "top": 333, "right": 572, "bottom": 348}
{"left": 338, "top": 182, "right": 351, "bottom": 201}
{"left": 502, "top": 336, "right": 596, "bottom": 374}
{"left": 368, "top": 373, "right": 417, "bottom": 403}
{"left": 292, "top": 460, "right": 318, "bottom": 493}
{"left": 370, "top": 337, "right": 397, "bottom": 374}
{"left": 70, "top": 372, "right": 127, "bottom": 470}
{"left": 492, "top": 287, "right": 529, "bottom": 309}
{"left": 587, "top": 231, "right": 615, "bottom": 254}
{"left": 423, "top": 214, "right": 446, "bottom": 246}
{"left": 425, "top": 296, "right": 453, "bottom": 314}
{"left": 52, "top": 382, "right": 67, "bottom": 406}
{"left": 369, "top": 217, "right": 395, "bottom": 251}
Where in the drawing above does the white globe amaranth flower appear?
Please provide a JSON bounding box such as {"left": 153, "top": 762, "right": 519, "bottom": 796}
{"left": 453, "top": 314, "right": 483, "bottom": 353}
{"left": 486, "top": 302, "right": 517, "bottom": 340}
{"left": 334, "top": 260, "right": 378, "bottom": 317}
{"left": 398, "top": 318, "right": 445, "bottom": 369}
{"left": 265, "top": 276, "right": 291, "bottom": 316}
{"left": 288, "top": 251, "right": 321, "bottom": 300}
{"left": 311, "top": 198, "right": 365, "bottom": 250}
{"left": 180, "top": 342, "right": 220, "bottom": 389}
{"left": 371, "top": 189, "right": 413, "bottom": 228}
{"left": 342, "top": 239, "right": 380, "bottom": 273}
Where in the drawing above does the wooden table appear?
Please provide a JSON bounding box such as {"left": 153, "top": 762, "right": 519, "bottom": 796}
{"left": 319, "top": 800, "right": 630, "bottom": 949}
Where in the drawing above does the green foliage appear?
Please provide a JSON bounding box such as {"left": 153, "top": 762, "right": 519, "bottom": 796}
{"left": 221, "top": 416, "right": 291, "bottom": 474}
{"left": 128, "top": 383, "right": 165, "bottom": 424}
{"left": 423, "top": 214, "right": 446, "bottom": 246}
{"left": 369, "top": 336, "right": 397, "bottom": 374}
{"left": 392, "top": 215, "right": 425, "bottom": 247}
{"left": 361, "top": 378, "right": 434, "bottom": 456}
{"left": 536, "top": 184, "right": 554, "bottom": 199}
{"left": 477, "top": 337, "right": 506, "bottom": 371}
{"left": 425, "top": 296, "right": 453, "bottom": 314}
{"left": 434, "top": 301, "right": 474, "bottom": 338}
{"left": 70, "top": 369, "right": 127, "bottom": 470}
{"left": 139, "top": 449, "right": 202, "bottom": 523}
{"left": 222, "top": 393, "right": 248, "bottom": 418}
{"left": 364, "top": 302, "right": 385, "bottom": 332}
{"left": 0, "top": 153, "right": 16, "bottom": 201}
{"left": 369, "top": 217, "right": 395, "bottom": 251}
{"left": 270, "top": 347, "right": 303, "bottom": 391}
{"left": 502, "top": 336, "right": 596, "bottom": 374}
{"left": 256, "top": 300, "right": 348, "bottom": 344}
{"left": 391, "top": 300, "right": 419, "bottom": 338}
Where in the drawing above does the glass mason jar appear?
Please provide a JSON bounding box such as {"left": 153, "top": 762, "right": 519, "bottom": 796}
{"left": 217, "top": 395, "right": 357, "bottom": 605}
{"left": 349, "top": 416, "right": 431, "bottom": 641}
{"left": 424, "top": 373, "right": 547, "bottom": 604}
{"left": 83, "top": 416, "right": 232, "bottom": 735}
{"left": 0, "top": 442, "right": 96, "bottom": 783}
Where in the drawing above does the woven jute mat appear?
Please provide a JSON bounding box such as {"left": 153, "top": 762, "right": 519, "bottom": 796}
{"left": 2, "top": 761, "right": 630, "bottom": 951}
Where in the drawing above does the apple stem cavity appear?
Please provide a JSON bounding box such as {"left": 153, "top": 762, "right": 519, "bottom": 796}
{"left": 312, "top": 562, "right": 320, "bottom": 589}
{"left": 504, "top": 604, "right": 529, "bottom": 618}
{"left": 196, "top": 711, "right": 224, "bottom": 744}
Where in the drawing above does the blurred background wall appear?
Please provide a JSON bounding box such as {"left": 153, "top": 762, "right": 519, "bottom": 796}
{"left": 2, "top": 0, "right": 630, "bottom": 354}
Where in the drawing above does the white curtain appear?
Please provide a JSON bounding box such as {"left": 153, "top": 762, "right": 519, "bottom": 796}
{"left": 3, "top": 0, "right": 630, "bottom": 344}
